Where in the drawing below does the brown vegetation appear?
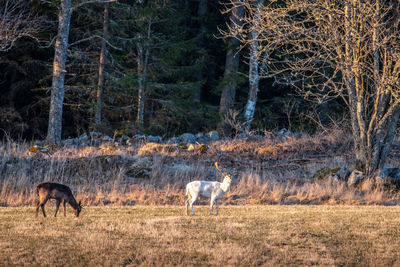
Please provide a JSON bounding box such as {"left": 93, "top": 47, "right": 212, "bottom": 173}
{"left": 1, "top": 129, "right": 400, "bottom": 207}
{"left": 2, "top": 206, "right": 400, "bottom": 266}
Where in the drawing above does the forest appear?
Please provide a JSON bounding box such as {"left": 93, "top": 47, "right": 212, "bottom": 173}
{"left": 0, "top": 0, "right": 343, "bottom": 141}
{"left": 4, "top": 1, "right": 400, "bottom": 265}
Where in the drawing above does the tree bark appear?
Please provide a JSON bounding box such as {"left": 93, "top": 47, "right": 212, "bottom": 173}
{"left": 95, "top": 3, "right": 109, "bottom": 125}
{"left": 194, "top": 0, "right": 208, "bottom": 101}
{"left": 46, "top": 0, "right": 71, "bottom": 144}
{"left": 244, "top": 0, "right": 264, "bottom": 131}
{"left": 218, "top": 2, "right": 244, "bottom": 132}
{"left": 136, "top": 42, "right": 145, "bottom": 125}
{"left": 136, "top": 21, "right": 151, "bottom": 125}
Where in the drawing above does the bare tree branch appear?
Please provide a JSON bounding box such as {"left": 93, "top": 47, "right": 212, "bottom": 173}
{"left": 224, "top": 0, "right": 400, "bottom": 175}
{"left": 68, "top": 35, "right": 122, "bottom": 50}
{"left": 71, "top": 0, "right": 117, "bottom": 12}
{"left": 0, "top": 0, "right": 44, "bottom": 52}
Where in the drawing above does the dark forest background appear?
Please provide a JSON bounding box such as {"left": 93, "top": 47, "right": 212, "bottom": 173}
{"left": 0, "top": 0, "right": 345, "bottom": 140}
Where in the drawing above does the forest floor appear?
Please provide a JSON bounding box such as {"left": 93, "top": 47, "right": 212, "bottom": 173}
{"left": 2, "top": 205, "right": 400, "bottom": 266}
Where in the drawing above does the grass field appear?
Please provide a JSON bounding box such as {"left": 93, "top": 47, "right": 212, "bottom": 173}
{"left": 1, "top": 205, "right": 400, "bottom": 266}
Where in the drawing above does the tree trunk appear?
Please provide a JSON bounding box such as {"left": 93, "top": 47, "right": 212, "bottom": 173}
{"left": 95, "top": 3, "right": 109, "bottom": 125}
{"left": 136, "top": 42, "right": 145, "bottom": 125}
{"left": 244, "top": 0, "right": 264, "bottom": 131}
{"left": 344, "top": 0, "right": 400, "bottom": 176}
{"left": 46, "top": 0, "right": 71, "bottom": 144}
{"left": 218, "top": 2, "right": 244, "bottom": 133}
{"left": 194, "top": 0, "right": 208, "bottom": 101}
{"left": 136, "top": 22, "right": 150, "bottom": 125}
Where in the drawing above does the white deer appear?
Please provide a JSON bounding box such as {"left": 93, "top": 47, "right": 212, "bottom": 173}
{"left": 185, "top": 162, "right": 232, "bottom": 215}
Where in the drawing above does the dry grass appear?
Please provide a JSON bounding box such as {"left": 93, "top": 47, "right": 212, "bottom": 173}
{"left": 1, "top": 129, "right": 400, "bottom": 206}
{"left": 2, "top": 205, "right": 400, "bottom": 266}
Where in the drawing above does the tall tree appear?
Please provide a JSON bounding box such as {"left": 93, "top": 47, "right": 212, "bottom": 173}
{"left": 222, "top": 0, "right": 274, "bottom": 131}
{"left": 135, "top": 19, "right": 150, "bottom": 125}
{"left": 46, "top": 0, "right": 71, "bottom": 145}
{"left": 194, "top": 0, "right": 208, "bottom": 101}
{"left": 95, "top": 3, "right": 110, "bottom": 124}
{"left": 236, "top": 0, "right": 400, "bottom": 176}
{"left": 243, "top": 0, "right": 265, "bottom": 130}
{"left": 218, "top": 1, "right": 244, "bottom": 132}
{"left": 45, "top": 0, "right": 114, "bottom": 144}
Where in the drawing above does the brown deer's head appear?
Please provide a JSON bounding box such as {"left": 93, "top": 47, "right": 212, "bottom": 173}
{"left": 74, "top": 201, "right": 82, "bottom": 217}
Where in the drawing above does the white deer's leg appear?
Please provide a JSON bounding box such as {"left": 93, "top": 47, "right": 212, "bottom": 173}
{"left": 190, "top": 201, "right": 195, "bottom": 215}
{"left": 209, "top": 196, "right": 216, "bottom": 215}
{"left": 190, "top": 193, "right": 198, "bottom": 215}
{"left": 216, "top": 200, "right": 219, "bottom": 215}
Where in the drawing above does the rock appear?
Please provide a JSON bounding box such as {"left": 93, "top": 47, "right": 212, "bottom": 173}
{"left": 147, "top": 135, "right": 162, "bottom": 143}
{"left": 179, "top": 133, "right": 196, "bottom": 144}
{"left": 89, "top": 131, "right": 103, "bottom": 138}
{"left": 92, "top": 139, "right": 101, "bottom": 147}
{"left": 196, "top": 132, "right": 210, "bottom": 143}
{"left": 347, "top": 170, "right": 365, "bottom": 187}
{"left": 125, "top": 157, "right": 152, "bottom": 179}
{"left": 166, "top": 137, "right": 179, "bottom": 144}
{"left": 101, "top": 135, "right": 113, "bottom": 142}
{"left": 195, "top": 132, "right": 204, "bottom": 139}
{"left": 278, "top": 128, "right": 293, "bottom": 139}
{"left": 63, "top": 138, "right": 78, "bottom": 147}
{"left": 236, "top": 132, "right": 249, "bottom": 139}
{"left": 133, "top": 134, "right": 146, "bottom": 141}
{"left": 375, "top": 168, "right": 400, "bottom": 189}
{"left": 206, "top": 130, "right": 220, "bottom": 142}
{"left": 168, "top": 164, "right": 195, "bottom": 173}
{"left": 312, "top": 167, "right": 350, "bottom": 182}
{"left": 117, "top": 135, "right": 130, "bottom": 144}
{"left": 126, "top": 168, "right": 151, "bottom": 179}
{"left": 79, "top": 133, "right": 90, "bottom": 146}
{"left": 336, "top": 167, "right": 351, "bottom": 181}
{"left": 378, "top": 168, "right": 400, "bottom": 180}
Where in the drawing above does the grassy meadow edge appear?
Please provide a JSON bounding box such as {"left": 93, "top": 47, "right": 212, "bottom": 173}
{"left": 1, "top": 129, "right": 400, "bottom": 206}
{"left": 2, "top": 205, "right": 400, "bottom": 266}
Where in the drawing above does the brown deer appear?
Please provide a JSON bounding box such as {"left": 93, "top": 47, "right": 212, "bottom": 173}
{"left": 35, "top": 182, "right": 82, "bottom": 217}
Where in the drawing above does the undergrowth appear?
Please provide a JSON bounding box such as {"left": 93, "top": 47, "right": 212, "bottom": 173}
{"left": 1, "top": 129, "right": 400, "bottom": 206}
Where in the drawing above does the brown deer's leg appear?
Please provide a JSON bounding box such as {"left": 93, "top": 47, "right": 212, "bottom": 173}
{"left": 63, "top": 200, "right": 66, "bottom": 217}
{"left": 54, "top": 199, "right": 61, "bottom": 217}
{"left": 35, "top": 201, "right": 41, "bottom": 217}
{"left": 40, "top": 203, "right": 47, "bottom": 217}
{"left": 40, "top": 196, "right": 50, "bottom": 217}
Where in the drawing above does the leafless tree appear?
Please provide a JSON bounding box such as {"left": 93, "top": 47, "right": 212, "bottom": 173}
{"left": 0, "top": 0, "right": 43, "bottom": 52}
{"left": 221, "top": 0, "right": 281, "bottom": 131}
{"left": 226, "top": 0, "right": 400, "bottom": 176}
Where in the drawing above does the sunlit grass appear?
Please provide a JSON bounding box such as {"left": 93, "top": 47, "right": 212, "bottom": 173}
{"left": 1, "top": 205, "right": 400, "bottom": 266}
{"left": 1, "top": 129, "right": 400, "bottom": 206}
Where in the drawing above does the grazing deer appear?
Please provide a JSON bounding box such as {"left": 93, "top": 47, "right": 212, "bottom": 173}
{"left": 185, "top": 162, "right": 232, "bottom": 216}
{"left": 35, "top": 182, "right": 82, "bottom": 217}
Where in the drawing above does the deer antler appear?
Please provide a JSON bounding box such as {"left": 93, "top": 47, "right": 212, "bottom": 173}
{"left": 214, "top": 161, "right": 225, "bottom": 176}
